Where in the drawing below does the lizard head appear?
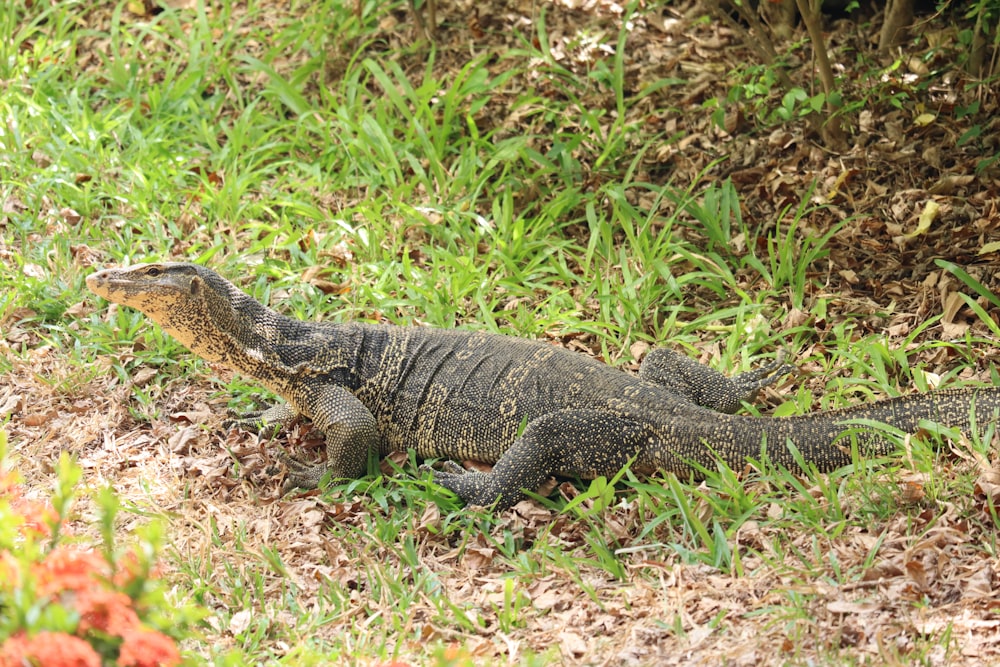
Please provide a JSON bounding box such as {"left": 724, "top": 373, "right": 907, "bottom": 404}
{"left": 87, "top": 262, "right": 247, "bottom": 363}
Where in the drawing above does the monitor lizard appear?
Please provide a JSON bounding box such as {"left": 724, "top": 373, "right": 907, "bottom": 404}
{"left": 87, "top": 262, "right": 1000, "bottom": 510}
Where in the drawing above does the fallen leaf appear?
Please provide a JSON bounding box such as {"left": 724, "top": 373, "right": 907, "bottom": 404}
{"left": 630, "top": 340, "right": 650, "bottom": 362}
{"left": 0, "top": 394, "right": 22, "bottom": 418}
{"left": 979, "top": 240, "right": 1000, "bottom": 255}
{"left": 132, "top": 366, "right": 158, "bottom": 386}
{"left": 558, "top": 630, "right": 588, "bottom": 656}
{"left": 228, "top": 609, "right": 253, "bottom": 635}
{"left": 904, "top": 560, "right": 929, "bottom": 591}
{"left": 22, "top": 263, "right": 45, "bottom": 279}
{"left": 826, "top": 599, "right": 880, "bottom": 614}
{"left": 905, "top": 200, "right": 940, "bottom": 238}
{"left": 168, "top": 426, "right": 201, "bottom": 453}
{"left": 22, "top": 410, "right": 57, "bottom": 426}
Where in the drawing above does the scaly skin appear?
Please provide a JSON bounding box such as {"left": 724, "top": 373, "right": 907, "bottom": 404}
{"left": 87, "top": 262, "right": 1000, "bottom": 509}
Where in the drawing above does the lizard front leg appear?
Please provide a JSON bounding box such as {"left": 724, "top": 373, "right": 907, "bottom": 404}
{"left": 278, "top": 384, "right": 380, "bottom": 492}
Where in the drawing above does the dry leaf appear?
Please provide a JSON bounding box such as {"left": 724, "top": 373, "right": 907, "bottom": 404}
{"left": 132, "top": 366, "right": 158, "bottom": 386}
{"left": 168, "top": 426, "right": 201, "bottom": 453}
{"left": 22, "top": 410, "right": 57, "bottom": 426}
{"left": 0, "top": 394, "right": 22, "bottom": 418}
{"left": 629, "top": 340, "right": 650, "bottom": 362}
{"left": 904, "top": 560, "right": 929, "bottom": 591}
{"left": 228, "top": 609, "right": 253, "bottom": 636}
{"left": 558, "top": 631, "right": 588, "bottom": 656}
{"left": 826, "top": 599, "right": 879, "bottom": 614}
{"left": 905, "top": 200, "right": 940, "bottom": 238}
{"left": 22, "top": 263, "right": 45, "bottom": 279}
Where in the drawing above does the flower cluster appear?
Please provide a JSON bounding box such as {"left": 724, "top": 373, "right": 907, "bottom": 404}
{"left": 0, "top": 432, "right": 188, "bottom": 667}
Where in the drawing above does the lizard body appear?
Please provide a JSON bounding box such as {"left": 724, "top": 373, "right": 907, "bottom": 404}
{"left": 87, "top": 263, "right": 1000, "bottom": 509}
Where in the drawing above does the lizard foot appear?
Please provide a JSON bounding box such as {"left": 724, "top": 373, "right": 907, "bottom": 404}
{"left": 421, "top": 462, "right": 512, "bottom": 508}
{"left": 639, "top": 348, "right": 796, "bottom": 413}
{"left": 222, "top": 403, "right": 298, "bottom": 438}
{"left": 730, "top": 350, "right": 796, "bottom": 398}
{"left": 275, "top": 446, "right": 326, "bottom": 492}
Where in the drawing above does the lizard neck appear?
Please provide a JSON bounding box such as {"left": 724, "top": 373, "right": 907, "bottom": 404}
{"left": 209, "top": 290, "right": 316, "bottom": 381}
{"left": 155, "top": 274, "right": 300, "bottom": 378}
{"left": 198, "top": 285, "right": 360, "bottom": 393}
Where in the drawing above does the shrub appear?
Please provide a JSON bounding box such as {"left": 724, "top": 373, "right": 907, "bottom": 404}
{"left": 0, "top": 429, "right": 201, "bottom": 667}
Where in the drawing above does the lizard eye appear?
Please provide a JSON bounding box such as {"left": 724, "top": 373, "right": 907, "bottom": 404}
{"left": 146, "top": 267, "right": 161, "bottom": 277}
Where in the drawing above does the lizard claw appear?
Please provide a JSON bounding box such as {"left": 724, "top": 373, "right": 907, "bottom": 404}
{"left": 223, "top": 403, "right": 297, "bottom": 438}
{"left": 223, "top": 416, "right": 282, "bottom": 438}
{"left": 419, "top": 460, "right": 469, "bottom": 480}
{"left": 420, "top": 461, "right": 507, "bottom": 507}
{"left": 731, "top": 350, "right": 796, "bottom": 401}
{"left": 275, "top": 445, "right": 329, "bottom": 492}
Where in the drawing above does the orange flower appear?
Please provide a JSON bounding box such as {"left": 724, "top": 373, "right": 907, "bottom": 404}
{"left": 2, "top": 480, "right": 58, "bottom": 538}
{"left": 34, "top": 547, "right": 108, "bottom": 596}
{"left": 15, "top": 499, "right": 58, "bottom": 538}
{"left": 0, "top": 469, "right": 19, "bottom": 492}
{"left": 111, "top": 548, "right": 151, "bottom": 590}
{"left": 117, "top": 629, "right": 182, "bottom": 667}
{"left": 0, "top": 631, "right": 101, "bottom": 667}
{"left": 75, "top": 588, "right": 141, "bottom": 636}
{"left": 0, "top": 470, "right": 20, "bottom": 494}
{"left": 0, "top": 633, "right": 29, "bottom": 667}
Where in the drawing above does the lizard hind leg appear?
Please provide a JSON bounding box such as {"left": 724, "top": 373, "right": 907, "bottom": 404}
{"left": 639, "top": 348, "right": 794, "bottom": 413}
{"left": 427, "top": 410, "right": 655, "bottom": 510}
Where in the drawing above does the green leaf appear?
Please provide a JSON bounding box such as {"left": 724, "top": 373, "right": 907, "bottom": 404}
{"left": 936, "top": 259, "right": 1000, "bottom": 308}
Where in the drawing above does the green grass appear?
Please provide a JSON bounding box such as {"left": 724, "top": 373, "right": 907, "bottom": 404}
{"left": 3, "top": 0, "right": 999, "bottom": 664}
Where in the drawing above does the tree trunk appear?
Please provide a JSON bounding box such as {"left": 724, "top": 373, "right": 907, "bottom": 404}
{"left": 794, "top": 0, "right": 847, "bottom": 150}
{"left": 879, "top": 0, "right": 914, "bottom": 54}
{"left": 762, "top": 0, "right": 796, "bottom": 41}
